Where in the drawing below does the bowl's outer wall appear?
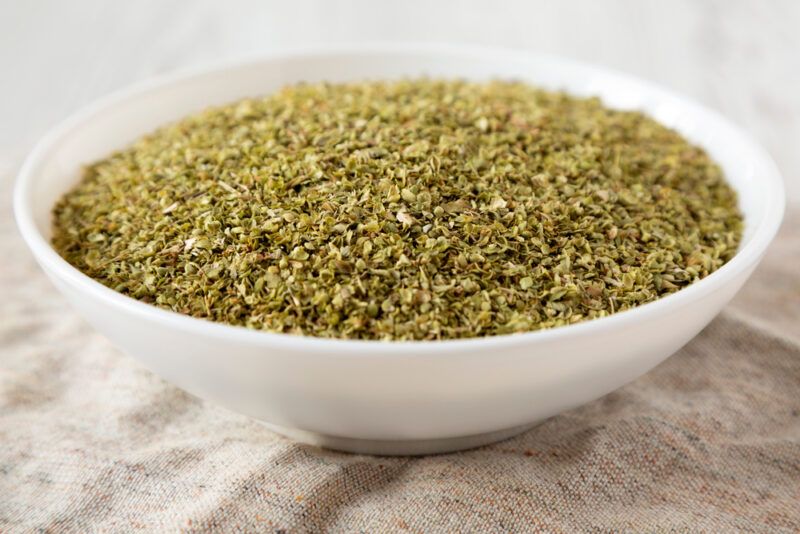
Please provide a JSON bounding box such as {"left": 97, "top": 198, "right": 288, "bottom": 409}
{"left": 45, "top": 259, "right": 755, "bottom": 439}
{"left": 17, "top": 46, "right": 784, "bottom": 442}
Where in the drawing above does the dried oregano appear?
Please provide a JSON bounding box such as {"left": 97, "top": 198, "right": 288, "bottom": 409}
{"left": 52, "top": 79, "right": 743, "bottom": 340}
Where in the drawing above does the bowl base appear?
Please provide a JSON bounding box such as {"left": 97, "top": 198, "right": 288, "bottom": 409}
{"left": 260, "top": 421, "right": 539, "bottom": 456}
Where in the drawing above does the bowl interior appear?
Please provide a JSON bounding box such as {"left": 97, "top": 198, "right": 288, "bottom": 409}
{"left": 24, "top": 47, "right": 781, "bottom": 258}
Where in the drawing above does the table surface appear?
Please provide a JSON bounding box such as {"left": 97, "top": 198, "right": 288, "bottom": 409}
{"left": 1, "top": 0, "right": 799, "bottom": 204}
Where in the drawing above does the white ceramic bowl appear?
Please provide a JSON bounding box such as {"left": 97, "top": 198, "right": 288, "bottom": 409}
{"left": 14, "top": 44, "right": 784, "bottom": 455}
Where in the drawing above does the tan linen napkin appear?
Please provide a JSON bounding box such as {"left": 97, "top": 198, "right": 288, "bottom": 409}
{"left": 1, "top": 166, "right": 798, "bottom": 532}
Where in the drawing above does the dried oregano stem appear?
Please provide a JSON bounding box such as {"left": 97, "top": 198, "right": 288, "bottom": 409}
{"left": 52, "top": 79, "right": 742, "bottom": 340}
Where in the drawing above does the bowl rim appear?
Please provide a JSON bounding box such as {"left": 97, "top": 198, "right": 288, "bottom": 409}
{"left": 13, "top": 42, "right": 786, "bottom": 354}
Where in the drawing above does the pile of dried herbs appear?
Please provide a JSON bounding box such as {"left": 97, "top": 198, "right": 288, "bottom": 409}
{"left": 52, "top": 79, "right": 742, "bottom": 340}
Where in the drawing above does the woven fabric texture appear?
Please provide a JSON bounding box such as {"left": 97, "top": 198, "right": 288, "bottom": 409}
{"left": 1, "top": 170, "right": 798, "bottom": 533}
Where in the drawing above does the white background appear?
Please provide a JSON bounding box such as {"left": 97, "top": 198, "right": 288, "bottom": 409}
{"left": 2, "top": 0, "right": 798, "bottom": 204}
